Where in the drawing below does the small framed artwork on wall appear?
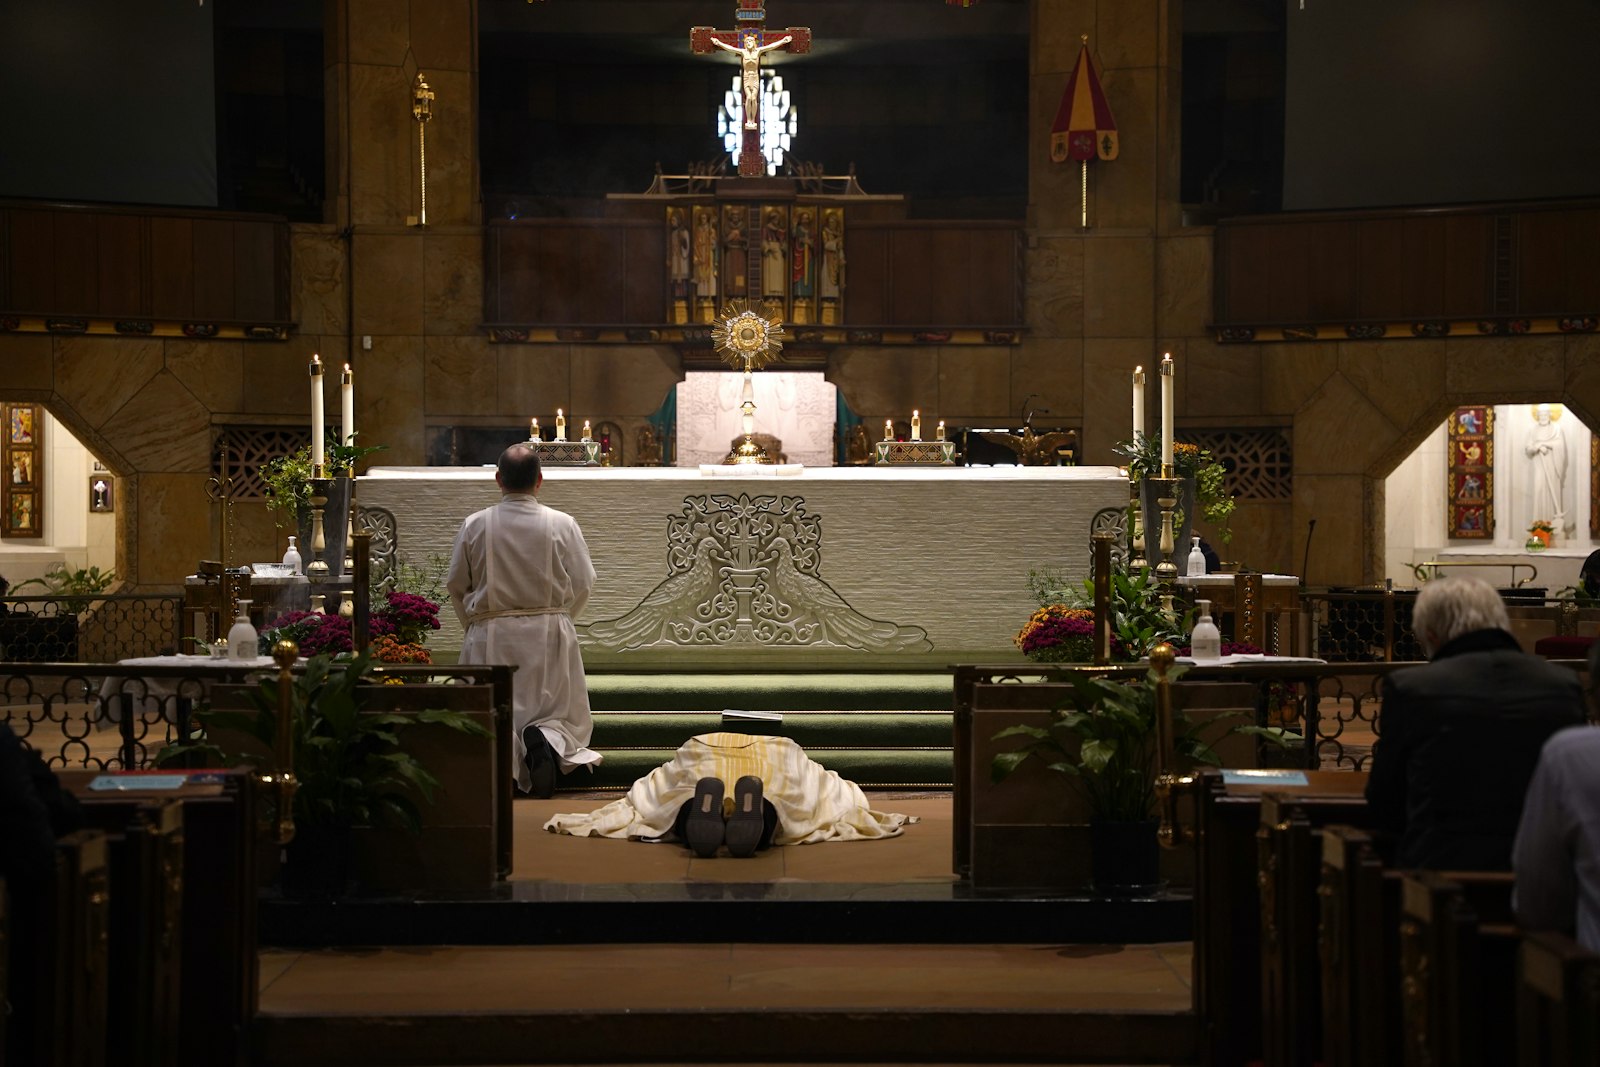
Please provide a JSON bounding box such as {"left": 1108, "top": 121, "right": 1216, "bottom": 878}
{"left": 89, "top": 476, "right": 115, "bottom": 513}
{"left": 2, "top": 402, "right": 44, "bottom": 538}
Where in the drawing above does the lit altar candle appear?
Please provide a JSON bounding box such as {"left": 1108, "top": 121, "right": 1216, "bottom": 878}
{"left": 581, "top": 419, "right": 592, "bottom": 441}
{"left": 911, "top": 410, "right": 921, "bottom": 441}
{"left": 936, "top": 420, "right": 945, "bottom": 441}
{"left": 341, "top": 363, "right": 355, "bottom": 447}
{"left": 1132, "top": 365, "right": 1145, "bottom": 439}
{"left": 309, "top": 354, "right": 325, "bottom": 471}
{"left": 884, "top": 419, "right": 894, "bottom": 441}
{"left": 1159, "top": 353, "right": 1174, "bottom": 471}
{"left": 530, "top": 417, "right": 540, "bottom": 439}
{"left": 556, "top": 408, "right": 567, "bottom": 441}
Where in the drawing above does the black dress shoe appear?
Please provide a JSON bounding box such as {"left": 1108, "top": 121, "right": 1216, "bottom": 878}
{"left": 522, "top": 724, "right": 557, "bottom": 799}
{"left": 725, "top": 776, "right": 765, "bottom": 858}
{"left": 684, "top": 777, "right": 725, "bottom": 858}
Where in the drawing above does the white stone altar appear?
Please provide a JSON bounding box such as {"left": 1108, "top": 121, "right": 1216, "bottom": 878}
{"left": 358, "top": 465, "right": 1129, "bottom": 666}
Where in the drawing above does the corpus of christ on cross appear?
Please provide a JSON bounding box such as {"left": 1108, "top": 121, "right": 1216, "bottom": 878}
{"left": 691, "top": 1, "right": 811, "bottom": 177}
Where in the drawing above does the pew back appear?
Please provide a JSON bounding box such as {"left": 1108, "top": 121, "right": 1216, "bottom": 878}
{"left": 1516, "top": 930, "right": 1600, "bottom": 1067}
{"left": 1399, "top": 870, "right": 1517, "bottom": 1067}
{"left": 1319, "top": 824, "right": 1404, "bottom": 1067}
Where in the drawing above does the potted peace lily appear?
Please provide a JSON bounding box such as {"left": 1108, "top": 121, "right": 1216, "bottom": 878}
{"left": 992, "top": 663, "right": 1296, "bottom": 894}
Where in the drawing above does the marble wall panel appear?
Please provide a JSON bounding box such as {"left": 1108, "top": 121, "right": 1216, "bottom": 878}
{"left": 0, "top": 334, "right": 54, "bottom": 392}
{"left": 1337, "top": 340, "right": 1446, "bottom": 432}
{"left": 1565, "top": 335, "right": 1600, "bottom": 428}
{"left": 164, "top": 340, "right": 245, "bottom": 415}
{"left": 571, "top": 347, "right": 681, "bottom": 418}
{"left": 1028, "top": 74, "right": 1084, "bottom": 234}
{"left": 1224, "top": 501, "right": 1295, "bottom": 579}
{"left": 1082, "top": 337, "right": 1151, "bottom": 463}
{"left": 1260, "top": 345, "right": 1339, "bottom": 415}
{"left": 1157, "top": 234, "right": 1210, "bottom": 338}
{"left": 54, "top": 336, "right": 163, "bottom": 429}
{"left": 348, "top": 64, "right": 413, "bottom": 226}
{"left": 1295, "top": 474, "right": 1373, "bottom": 586}
{"left": 1011, "top": 338, "right": 1085, "bottom": 419}
{"left": 99, "top": 372, "right": 212, "bottom": 475}
{"left": 1083, "top": 237, "right": 1156, "bottom": 339}
{"left": 1294, "top": 373, "right": 1400, "bottom": 478}
{"left": 827, "top": 348, "right": 941, "bottom": 420}
{"left": 1094, "top": 68, "right": 1159, "bottom": 233}
{"left": 363, "top": 335, "right": 426, "bottom": 464}
{"left": 133, "top": 473, "right": 215, "bottom": 587}
{"left": 1444, "top": 335, "right": 1566, "bottom": 398}
{"left": 352, "top": 232, "right": 427, "bottom": 337}
{"left": 291, "top": 226, "right": 347, "bottom": 337}
{"left": 1024, "top": 237, "right": 1086, "bottom": 338}
{"left": 1033, "top": 0, "right": 1101, "bottom": 74}
{"left": 408, "top": 0, "right": 473, "bottom": 74}
{"left": 1180, "top": 338, "right": 1261, "bottom": 418}
{"left": 424, "top": 335, "right": 497, "bottom": 416}
{"left": 498, "top": 347, "right": 573, "bottom": 421}
{"left": 423, "top": 232, "right": 484, "bottom": 336}
{"left": 936, "top": 347, "right": 1013, "bottom": 420}
{"left": 243, "top": 336, "right": 325, "bottom": 418}
{"left": 1097, "top": 0, "right": 1161, "bottom": 70}
{"left": 347, "top": 0, "right": 410, "bottom": 67}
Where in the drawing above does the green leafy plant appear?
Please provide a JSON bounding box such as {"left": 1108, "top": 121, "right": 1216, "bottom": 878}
{"left": 991, "top": 666, "right": 1297, "bottom": 822}
{"left": 1113, "top": 432, "right": 1236, "bottom": 547}
{"left": 1029, "top": 562, "right": 1188, "bottom": 661}
{"left": 260, "top": 440, "right": 387, "bottom": 528}
{"left": 160, "top": 652, "right": 489, "bottom": 833}
{"left": 12, "top": 563, "right": 118, "bottom": 613}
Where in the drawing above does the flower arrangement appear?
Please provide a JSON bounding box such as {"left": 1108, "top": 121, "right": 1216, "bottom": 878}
{"left": 1026, "top": 563, "right": 1187, "bottom": 662}
{"left": 260, "top": 589, "right": 441, "bottom": 664}
{"left": 1112, "top": 432, "right": 1236, "bottom": 546}
{"left": 1527, "top": 518, "right": 1555, "bottom": 549}
{"left": 1015, "top": 605, "right": 1097, "bottom": 663}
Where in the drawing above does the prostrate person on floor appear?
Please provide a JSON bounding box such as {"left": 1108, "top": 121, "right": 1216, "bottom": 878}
{"left": 447, "top": 443, "right": 600, "bottom": 798}
{"left": 544, "top": 732, "right": 914, "bottom": 856}
{"left": 1365, "top": 576, "right": 1588, "bottom": 869}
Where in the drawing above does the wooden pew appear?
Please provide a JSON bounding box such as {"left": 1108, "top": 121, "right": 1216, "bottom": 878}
{"left": 1192, "top": 768, "right": 1368, "bottom": 1067}
{"left": 1517, "top": 930, "right": 1600, "bottom": 1067}
{"left": 1318, "top": 824, "right": 1404, "bottom": 1067}
{"left": 62, "top": 769, "right": 259, "bottom": 1067}
{"left": 6, "top": 829, "right": 112, "bottom": 1067}
{"left": 72, "top": 797, "right": 184, "bottom": 1067}
{"left": 1256, "top": 791, "right": 1374, "bottom": 1067}
{"left": 0, "top": 876, "right": 8, "bottom": 1067}
{"left": 1399, "top": 870, "right": 1518, "bottom": 1067}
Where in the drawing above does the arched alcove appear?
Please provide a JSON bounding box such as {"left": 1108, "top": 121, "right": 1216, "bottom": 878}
{"left": 0, "top": 405, "right": 119, "bottom": 589}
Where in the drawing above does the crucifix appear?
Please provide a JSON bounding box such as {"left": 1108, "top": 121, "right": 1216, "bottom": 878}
{"left": 691, "top": 1, "right": 811, "bottom": 177}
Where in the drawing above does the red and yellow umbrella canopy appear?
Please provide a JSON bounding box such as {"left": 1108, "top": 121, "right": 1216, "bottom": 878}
{"left": 1051, "top": 37, "right": 1118, "bottom": 163}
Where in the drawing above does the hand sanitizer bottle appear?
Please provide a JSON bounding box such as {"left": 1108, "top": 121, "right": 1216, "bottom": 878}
{"left": 1186, "top": 535, "right": 1207, "bottom": 577}
{"left": 1191, "top": 599, "right": 1222, "bottom": 663}
{"left": 228, "top": 599, "right": 259, "bottom": 661}
{"left": 282, "top": 535, "right": 303, "bottom": 576}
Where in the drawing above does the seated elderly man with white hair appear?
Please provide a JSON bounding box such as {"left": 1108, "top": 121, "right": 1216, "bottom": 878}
{"left": 1365, "top": 576, "right": 1587, "bottom": 870}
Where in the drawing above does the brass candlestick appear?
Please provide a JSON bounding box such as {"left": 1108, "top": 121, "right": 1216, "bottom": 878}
{"left": 306, "top": 475, "right": 330, "bottom": 583}
{"left": 1127, "top": 476, "right": 1148, "bottom": 573}
{"left": 1152, "top": 468, "right": 1179, "bottom": 590}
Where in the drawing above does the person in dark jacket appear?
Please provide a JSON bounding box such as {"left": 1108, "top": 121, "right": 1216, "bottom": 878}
{"left": 1365, "top": 576, "right": 1588, "bottom": 870}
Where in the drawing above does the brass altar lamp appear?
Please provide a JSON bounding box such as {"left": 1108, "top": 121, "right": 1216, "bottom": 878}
{"left": 712, "top": 302, "right": 785, "bottom": 465}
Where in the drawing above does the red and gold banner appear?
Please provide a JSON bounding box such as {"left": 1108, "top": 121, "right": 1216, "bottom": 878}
{"left": 1051, "top": 38, "right": 1118, "bottom": 163}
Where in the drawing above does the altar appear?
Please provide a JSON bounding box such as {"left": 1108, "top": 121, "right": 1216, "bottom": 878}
{"left": 357, "top": 465, "right": 1128, "bottom": 666}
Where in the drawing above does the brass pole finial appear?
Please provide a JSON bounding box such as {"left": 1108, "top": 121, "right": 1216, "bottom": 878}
{"left": 412, "top": 74, "right": 435, "bottom": 227}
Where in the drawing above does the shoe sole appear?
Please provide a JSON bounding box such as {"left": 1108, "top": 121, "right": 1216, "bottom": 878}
{"left": 725, "top": 776, "right": 765, "bottom": 858}
{"left": 684, "top": 778, "right": 725, "bottom": 858}
{"left": 523, "top": 726, "right": 557, "bottom": 799}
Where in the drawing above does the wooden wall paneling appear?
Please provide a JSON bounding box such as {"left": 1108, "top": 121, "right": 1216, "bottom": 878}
{"left": 1559, "top": 208, "right": 1600, "bottom": 313}
{"left": 1306, "top": 220, "right": 1357, "bottom": 322}
{"left": 190, "top": 218, "right": 236, "bottom": 321}
{"left": 537, "top": 225, "right": 583, "bottom": 323}
{"left": 1400, "top": 215, "right": 1447, "bottom": 319}
{"left": 1515, "top": 211, "right": 1569, "bottom": 315}
{"left": 7, "top": 210, "right": 56, "bottom": 313}
{"left": 95, "top": 213, "right": 146, "bottom": 317}
{"left": 577, "top": 226, "right": 624, "bottom": 323}
{"left": 232, "top": 221, "right": 278, "bottom": 322}
{"left": 1219, "top": 225, "right": 1274, "bottom": 323}
{"left": 1265, "top": 223, "right": 1311, "bottom": 323}
{"left": 841, "top": 226, "right": 889, "bottom": 324}
{"left": 1355, "top": 219, "right": 1406, "bottom": 321}
{"left": 51, "top": 211, "right": 98, "bottom": 315}
{"left": 149, "top": 217, "right": 195, "bottom": 321}
{"left": 484, "top": 226, "right": 503, "bottom": 322}
{"left": 1441, "top": 214, "right": 1494, "bottom": 319}
{"left": 497, "top": 227, "right": 540, "bottom": 322}
{"left": 889, "top": 228, "right": 935, "bottom": 324}
{"left": 969, "top": 228, "right": 1020, "bottom": 325}
{"left": 946, "top": 230, "right": 983, "bottom": 324}
{"left": 620, "top": 223, "right": 665, "bottom": 324}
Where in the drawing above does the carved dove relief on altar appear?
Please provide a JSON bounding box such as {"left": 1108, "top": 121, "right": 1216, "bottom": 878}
{"left": 579, "top": 493, "right": 932, "bottom": 653}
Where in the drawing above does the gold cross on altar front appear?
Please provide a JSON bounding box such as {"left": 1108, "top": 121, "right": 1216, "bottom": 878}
{"left": 691, "top": 2, "right": 811, "bottom": 177}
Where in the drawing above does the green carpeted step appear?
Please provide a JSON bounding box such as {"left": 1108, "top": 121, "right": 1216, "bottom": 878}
{"left": 591, "top": 710, "right": 952, "bottom": 748}
{"left": 562, "top": 747, "right": 954, "bottom": 792}
{"left": 587, "top": 672, "right": 953, "bottom": 712}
